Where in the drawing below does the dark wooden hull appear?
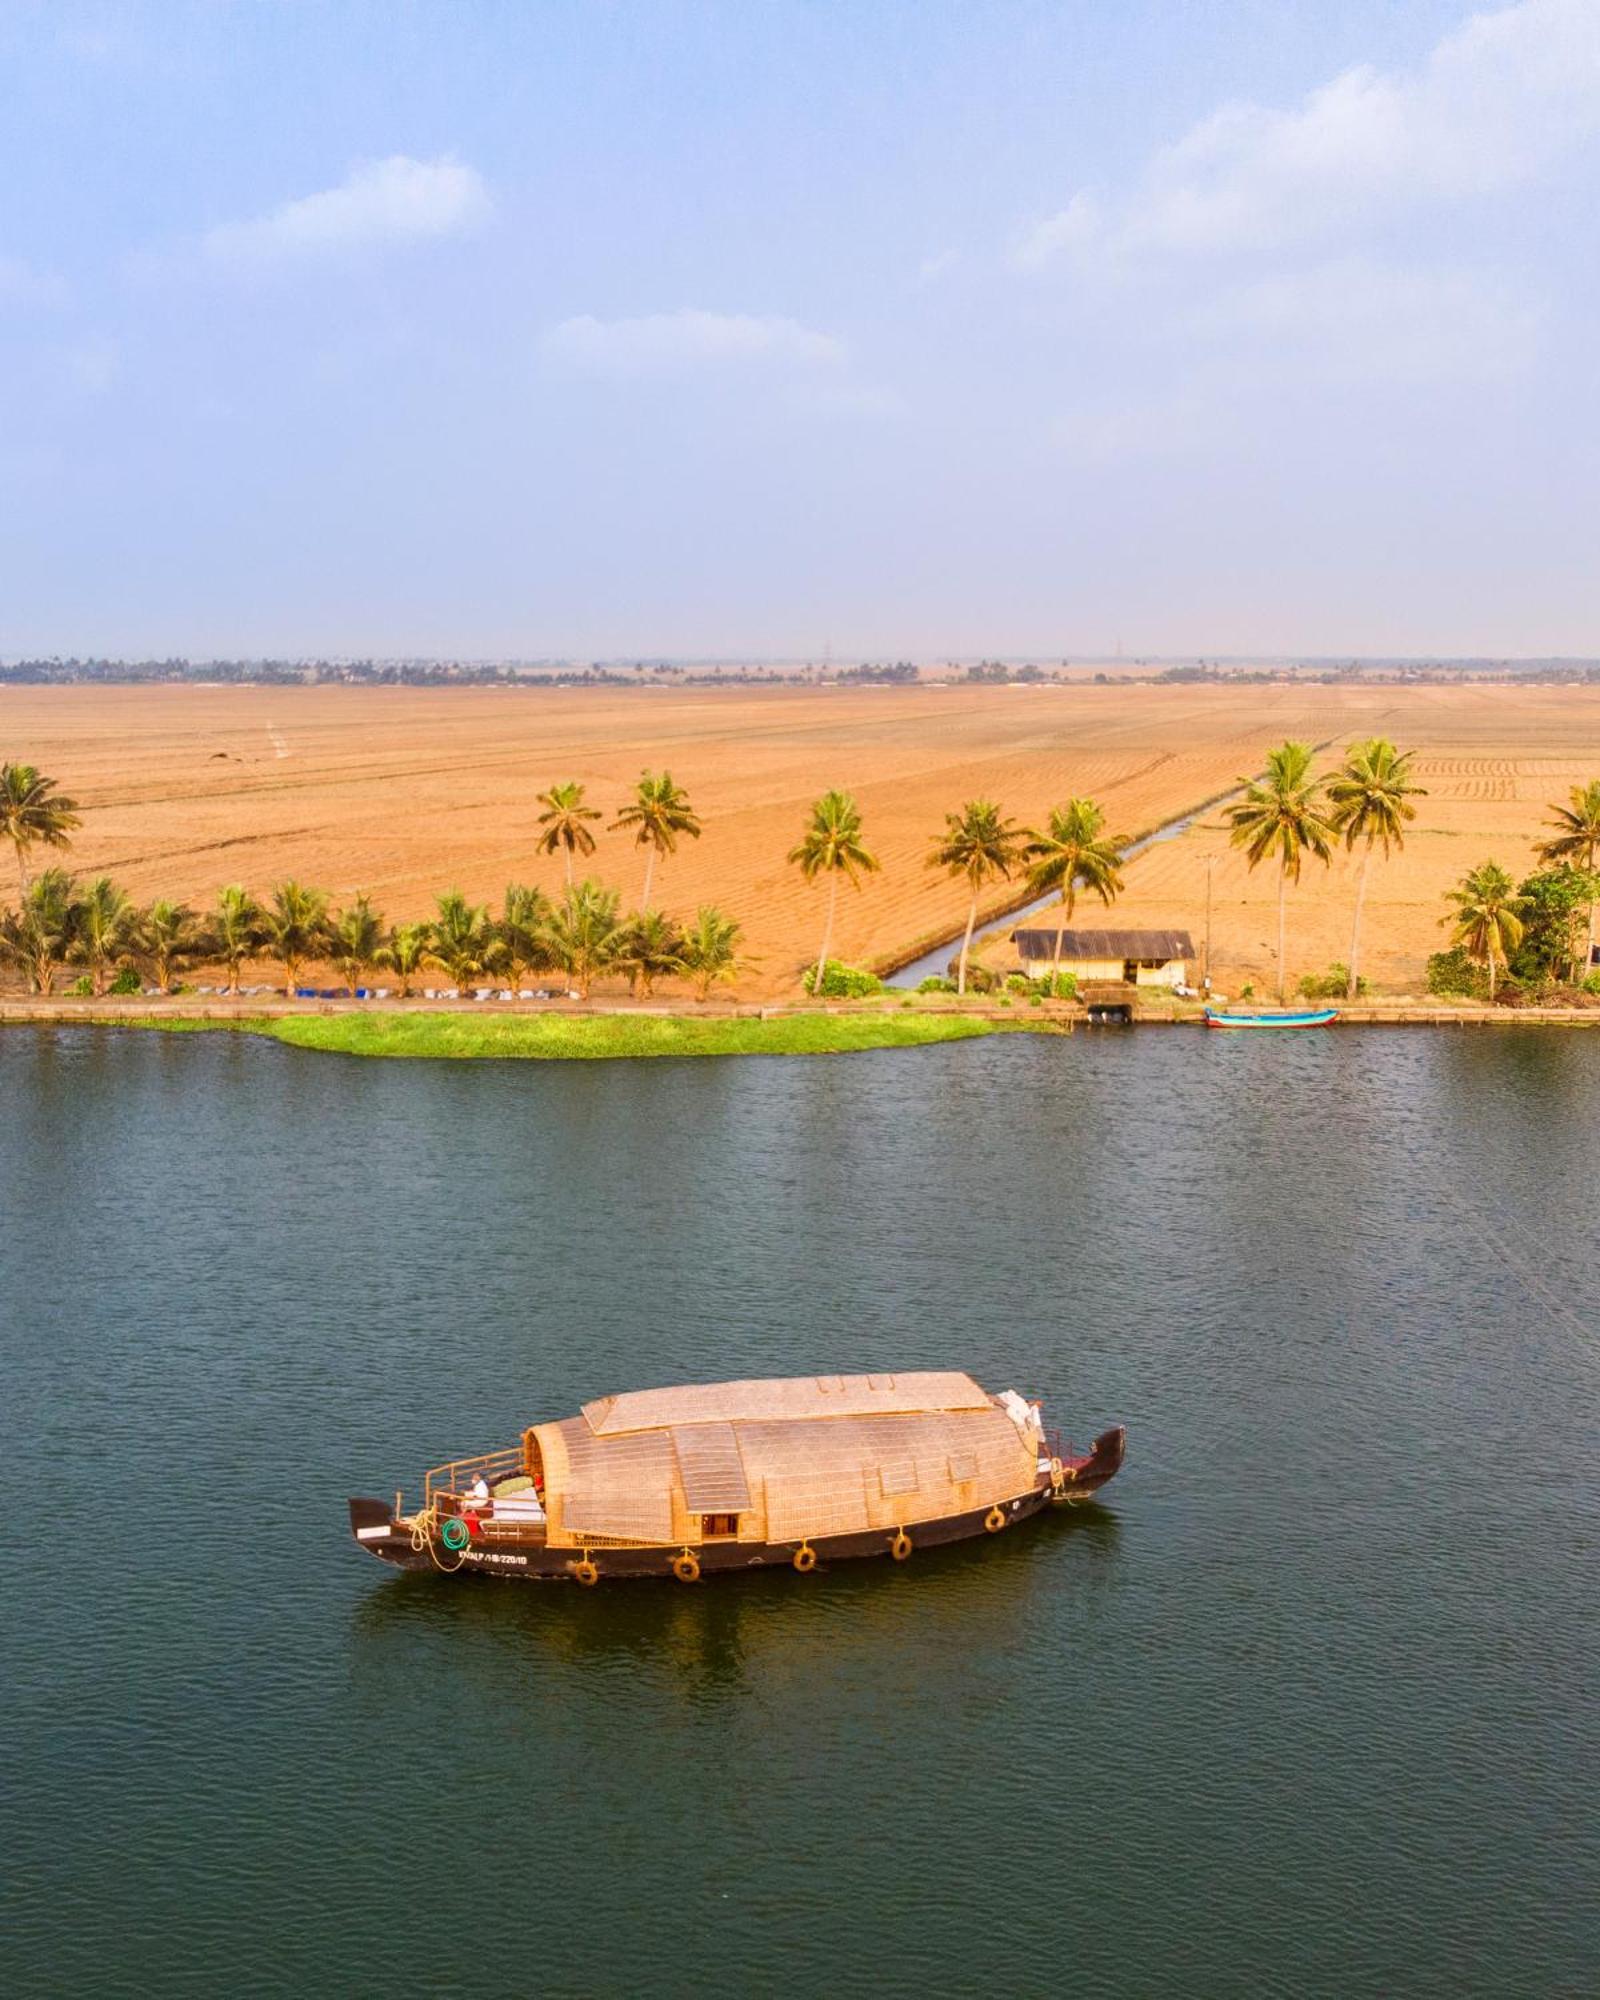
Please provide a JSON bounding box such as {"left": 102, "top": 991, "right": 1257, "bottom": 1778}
{"left": 350, "top": 1425, "right": 1125, "bottom": 1583}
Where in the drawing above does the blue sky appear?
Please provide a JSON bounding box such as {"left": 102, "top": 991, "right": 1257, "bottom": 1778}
{"left": 2, "top": 0, "right": 1596, "bottom": 658}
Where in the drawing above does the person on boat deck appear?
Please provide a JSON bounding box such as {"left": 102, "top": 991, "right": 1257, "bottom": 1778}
{"left": 466, "top": 1472, "right": 490, "bottom": 1508}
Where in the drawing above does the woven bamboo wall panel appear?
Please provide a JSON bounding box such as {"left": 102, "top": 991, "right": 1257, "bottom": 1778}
{"left": 763, "top": 1471, "right": 872, "bottom": 1542}
{"left": 564, "top": 1494, "right": 675, "bottom": 1543}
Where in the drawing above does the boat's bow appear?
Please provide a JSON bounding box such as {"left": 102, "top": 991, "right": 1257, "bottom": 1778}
{"left": 348, "top": 1496, "right": 429, "bottom": 1569}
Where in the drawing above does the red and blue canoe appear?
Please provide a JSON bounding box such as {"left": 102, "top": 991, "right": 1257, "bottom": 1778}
{"left": 1204, "top": 1006, "right": 1338, "bottom": 1029}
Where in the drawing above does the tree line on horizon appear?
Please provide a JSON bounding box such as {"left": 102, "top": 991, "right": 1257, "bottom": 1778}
{"left": 3, "top": 748, "right": 1600, "bottom": 1005}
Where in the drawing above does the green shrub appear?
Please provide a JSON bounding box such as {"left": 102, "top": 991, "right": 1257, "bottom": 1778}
{"left": 1508, "top": 865, "right": 1597, "bottom": 984}
{"left": 1240, "top": 982, "right": 1254, "bottom": 1000}
{"left": 1035, "top": 972, "right": 1078, "bottom": 1000}
{"left": 916, "top": 975, "right": 956, "bottom": 994}
{"left": 801, "top": 959, "right": 882, "bottom": 999}
{"left": 1004, "top": 973, "right": 1032, "bottom": 994}
{"left": 69, "top": 975, "right": 94, "bottom": 996}
{"left": 1583, "top": 971, "right": 1600, "bottom": 997}
{"left": 1426, "top": 947, "right": 1487, "bottom": 999}
{"left": 108, "top": 968, "right": 141, "bottom": 996}
{"left": 1298, "top": 963, "right": 1366, "bottom": 1000}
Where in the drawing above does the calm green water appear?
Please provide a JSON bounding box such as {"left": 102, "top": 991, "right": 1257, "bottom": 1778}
{"left": 3, "top": 1027, "right": 1597, "bottom": 1997}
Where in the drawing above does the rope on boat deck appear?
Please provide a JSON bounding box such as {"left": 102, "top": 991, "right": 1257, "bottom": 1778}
{"left": 403, "top": 1503, "right": 469, "bottom": 1573}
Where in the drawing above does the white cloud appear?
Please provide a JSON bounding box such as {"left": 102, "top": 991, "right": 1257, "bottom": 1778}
{"left": 0, "top": 254, "right": 67, "bottom": 306}
{"left": 1188, "top": 259, "right": 1539, "bottom": 382}
{"left": 203, "top": 155, "right": 488, "bottom": 266}
{"left": 1020, "top": 0, "right": 1600, "bottom": 266}
{"left": 1014, "top": 194, "right": 1102, "bottom": 271}
{"left": 917, "top": 248, "right": 961, "bottom": 282}
{"left": 544, "top": 309, "right": 845, "bottom": 376}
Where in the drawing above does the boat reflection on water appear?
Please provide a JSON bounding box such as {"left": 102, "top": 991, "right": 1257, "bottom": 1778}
{"left": 347, "top": 1502, "right": 1123, "bottom": 1706}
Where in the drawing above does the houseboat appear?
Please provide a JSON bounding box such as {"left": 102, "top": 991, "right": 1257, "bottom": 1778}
{"left": 348, "top": 1371, "right": 1125, "bottom": 1583}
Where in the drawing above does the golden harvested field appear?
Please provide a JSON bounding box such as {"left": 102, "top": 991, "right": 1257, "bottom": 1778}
{"left": 1097, "top": 685, "right": 1600, "bottom": 995}
{"left": 6, "top": 680, "right": 1600, "bottom": 995}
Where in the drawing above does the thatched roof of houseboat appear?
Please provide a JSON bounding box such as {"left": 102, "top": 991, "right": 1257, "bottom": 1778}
{"left": 533, "top": 1372, "right": 1039, "bottom": 1549}
{"left": 583, "top": 1371, "right": 991, "bottom": 1434}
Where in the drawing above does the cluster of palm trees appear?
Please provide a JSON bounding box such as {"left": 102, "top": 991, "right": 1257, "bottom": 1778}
{"left": 1222, "top": 745, "right": 1600, "bottom": 1001}
{"left": 1442, "top": 781, "right": 1600, "bottom": 998}
{"left": 535, "top": 771, "right": 702, "bottom": 901}
{"left": 782, "top": 788, "right": 1129, "bottom": 998}
{"left": 0, "top": 763, "right": 745, "bottom": 1000}
{"left": 1220, "top": 737, "right": 1427, "bottom": 1002}
{"left": 922, "top": 795, "right": 1124, "bottom": 994}
{"left": 1, "top": 869, "right": 749, "bottom": 1002}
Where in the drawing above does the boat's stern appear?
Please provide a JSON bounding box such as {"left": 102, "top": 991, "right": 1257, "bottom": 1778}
{"left": 348, "top": 1496, "right": 428, "bottom": 1569}
{"left": 1051, "top": 1424, "right": 1126, "bottom": 1501}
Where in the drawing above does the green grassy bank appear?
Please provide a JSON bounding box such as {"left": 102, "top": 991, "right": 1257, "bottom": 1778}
{"left": 134, "top": 1009, "right": 1033, "bottom": 1061}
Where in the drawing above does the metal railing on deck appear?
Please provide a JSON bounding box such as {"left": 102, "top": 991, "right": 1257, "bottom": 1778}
{"left": 1042, "top": 1426, "right": 1085, "bottom": 1467}
{"left": 422, "top": 1445, "right": 551, "bottom": 1542}
{"left": 423, "top": 1444, "right": 525, "bottom": 1509}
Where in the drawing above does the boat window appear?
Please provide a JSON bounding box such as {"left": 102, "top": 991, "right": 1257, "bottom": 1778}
{"left": 701, "top": 1513, "right": 739, "bottom": 1539}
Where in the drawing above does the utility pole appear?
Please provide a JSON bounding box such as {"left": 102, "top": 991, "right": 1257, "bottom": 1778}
{"left": 1203, "top": 853, "right": 1215, "bottom": 991}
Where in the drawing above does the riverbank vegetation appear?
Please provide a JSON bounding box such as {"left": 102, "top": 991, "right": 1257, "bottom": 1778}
{"left": 5, "top": 743, "right": 1600, "bottom": 1011}
{"left": 140, "top": 1010, "right": 1030, "bottom": 1061}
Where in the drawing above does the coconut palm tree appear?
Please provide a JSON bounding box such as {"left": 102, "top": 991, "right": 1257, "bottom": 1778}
{"left": 539, "top": 879, "right": 626, "bottom": 997}
{"left": 681, "top": 905, "right": 746, "bottom": 1001}
{"left": 0, "top": 763, "right": 81, "bottom": 896}
{"left": 1537, "top": 779, "right": 1600, "bottom": 973}
{"left": 497, "top": 883, "right": 552, "bottom": 989}
{"left": 1444, "top": 861, "right": 1527, "bottom": 1001}
{"left": 425, "top": 891, "right": 501, "bottom": 991}
{"left": 377, "top": 921, "right": 431, "bottom": 999}
{"left": 1225, "top": 742, "right": 1334, "bottom": 1002}
{"left": 68, "top": 876, "right": 138, "bottom": 995}
{"left": 137, "top": 900, "right": 207, "bottom": 994}
{"left": 789, "top": 790, "right": 880, "bottom": 996}
{"left": 927, "top": 798, "right": 1026, "bottom": 995}
{"left": 260, "top": 880, "right": 331, "bottom": 994}
{"left": 1023, "top": 797, "right": 1125, "bottom": 985}
{"left": 329, "top": 895, "right": 386, "bottom": 995}
{"left": 610, "top": 771, "right": 703, "bottom": 909}
{"left": 0, "top": 867, "right": 79, "bottom": 993}
{"left": 619, "top": 908, "right": 686, "bottom": 997}
{"left": 536, "top": 780, "right": 603, "bottom": 888}
{"left": 211, "top": 885, "right": 262, "bottom": 996}
{"left": 1326, "top": 739, "right": 1426, "bottom": 998}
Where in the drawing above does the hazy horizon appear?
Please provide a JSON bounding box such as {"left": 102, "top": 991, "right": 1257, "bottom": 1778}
{"left": 3, "top": 0, "right": 1597, "bottom": 660}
